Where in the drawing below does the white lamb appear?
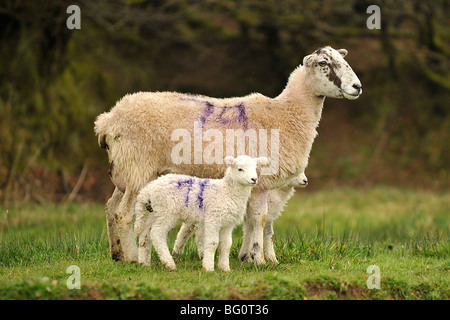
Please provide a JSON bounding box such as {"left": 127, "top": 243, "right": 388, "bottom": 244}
{"left": 172, "top": 171, "right": 308, "bottom": 263}
{"left": 95, "top": 46, "right": 362, "bottom": 264}
{"left": 134, "top": 155, "right": 268, "bottom": 272}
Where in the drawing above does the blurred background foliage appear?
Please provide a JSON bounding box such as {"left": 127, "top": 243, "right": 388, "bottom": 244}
{"left": 0, "top": 0, "right": 449, "bottom": 203}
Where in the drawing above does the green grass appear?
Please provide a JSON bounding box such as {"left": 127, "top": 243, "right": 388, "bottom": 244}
{"left": 0, "top": 186, "right": 448, "bottom": 300}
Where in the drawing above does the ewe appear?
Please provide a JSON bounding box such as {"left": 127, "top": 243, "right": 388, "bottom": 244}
{"left": 134, "top": 155, "right": 267, "bottom": 272}
{"left": 95, "top": 46, "right": 362, "bottom": 264}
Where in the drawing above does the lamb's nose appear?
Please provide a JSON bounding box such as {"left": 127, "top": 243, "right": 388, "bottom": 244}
{"left": 303, "top": 179, "right": 308, "bottom": 185}
{"left": 251, "top": 178, "right": 257, "bottom": 184}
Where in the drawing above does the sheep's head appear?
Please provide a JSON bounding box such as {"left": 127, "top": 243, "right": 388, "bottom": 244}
{"left": 303, "top": 46, "right": 362, "bottom": 100}
{"left": 224, "top": 155, "right": 268, "bottom": 186}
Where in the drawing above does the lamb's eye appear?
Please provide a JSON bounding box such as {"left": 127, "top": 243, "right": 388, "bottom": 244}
{"left": 238, "top": 168, "right": 244, "bottom": 172}
{"left": 318, "top": 61, "right": 327, "bottom": 67}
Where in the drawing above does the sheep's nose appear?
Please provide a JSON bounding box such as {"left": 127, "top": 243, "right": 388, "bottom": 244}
{"left": 352, "top": 83, "right": 362, "bottom": 92}
{"left": 303, "top": 179, "right": 308, "bottom": 185}
{"left": 251, "top": 178, "right": 257, "bottom": 184}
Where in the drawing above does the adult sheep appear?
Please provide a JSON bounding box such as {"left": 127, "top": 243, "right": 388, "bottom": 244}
{"left": 94, "top": 46, "right": 362, "bottom": 264}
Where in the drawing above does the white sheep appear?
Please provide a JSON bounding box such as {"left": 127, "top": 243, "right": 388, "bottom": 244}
{"left": 134, "top": 155, "right": 268, "bottom": 272}
{"left": 94, "top": 46, "right": 362, "bottom": 264}
{"left": 172, "top": 171, "right": 308, "bottom": 262}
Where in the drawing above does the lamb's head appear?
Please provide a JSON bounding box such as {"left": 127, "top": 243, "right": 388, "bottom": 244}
{"left": 224, "top": 155, "right": 269, "bottom": 186}
{"left": 288, "top": 172, "right": 308, "bottom": 188}
{"left": 303, "top": 46, "right": 362, "bottom": 100}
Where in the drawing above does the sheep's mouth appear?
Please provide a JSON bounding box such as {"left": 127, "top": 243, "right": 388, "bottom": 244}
{"left": 342, "top": 90, "right": 361, "bottom": 100}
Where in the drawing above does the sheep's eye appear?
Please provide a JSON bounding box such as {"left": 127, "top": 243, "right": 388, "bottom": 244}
{"left": 318, "top": 61, "right": 327, "bottom": 67}
{"left": 238, "top": 168, "right": 244, "bottom": 172}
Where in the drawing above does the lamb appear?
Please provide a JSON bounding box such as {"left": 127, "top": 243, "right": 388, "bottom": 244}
{"left": 263, "top": 172, "right": 308, "bottom": 263}
{"left": 94, "top": 46, "right": 362, "bottom": 264}
{"left": 172, "top": 171, "right": 308, "bottom": 262}
{"left": 134, "top": 155, "right": 268, "bottom": 272}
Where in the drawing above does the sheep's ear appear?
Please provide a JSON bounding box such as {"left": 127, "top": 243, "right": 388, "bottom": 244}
{"left": 337, "top": 49, "right": 348, "bottom": 58}
{"left": 303, "top": 54, "right": 314, "bottom": 67}
{"left": 224, "top": 156, "right": 235, "bottom": 166}
{"left": 256, "top": 157, "right": 269, "bottom": 166}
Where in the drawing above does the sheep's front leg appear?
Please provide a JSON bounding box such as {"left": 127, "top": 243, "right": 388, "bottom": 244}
{"left": 172, "top": 223, "right": 196, "bottom": 256}
{"left": 202, "top": 224, "right": 220, "bottom": 272}
{"left": 105, "top": 187, "right": 124, "bottom": 261}
{"left": 238, "top": 191, "right": 268, "bottom": 265}
{"left": 116, "top": 189, "right": 139, "bottom": 262}
{"left": 218, "top": 226, "right": 233, "bottom": 272}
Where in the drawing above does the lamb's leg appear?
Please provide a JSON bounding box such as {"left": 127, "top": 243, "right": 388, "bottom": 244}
{"left": 218, "top": 226, "right": 233, "bottom": 272}
{"left": 263, "top": 218, "right": 278, "bottom": 264}
{"left": 116, "top": 189, "right": 139, "bottom": 262}
{"left": 172, "top": 223, "right": 195, "bottom": 256}
{"left": 202, "top": 224, "right": 220, "bottom": 272}
{"left": 264, "top": 187, "right": 296, "bottom": 263}
{"left": 151, "top": 217, "right": 178, "bottom": 271}
{"left": 195, "top": 221, "right": 205, "bottom": 259}
{"left": 105, "top": 187, "right": 124, "bottom": 261}
{"left": 238, "top": 191, "right": 268, "bottom": 265}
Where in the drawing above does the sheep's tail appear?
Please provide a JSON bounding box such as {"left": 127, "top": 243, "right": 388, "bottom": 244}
{"left": 94, "top": 112, "right": 114, "bottom": 149}
{"left": 134, "top": 192, "right": 152, "bottom": 236}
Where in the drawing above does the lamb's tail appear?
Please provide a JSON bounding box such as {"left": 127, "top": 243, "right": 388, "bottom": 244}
{"left": 134, "top": 192, "right": 153, "bottom": 236}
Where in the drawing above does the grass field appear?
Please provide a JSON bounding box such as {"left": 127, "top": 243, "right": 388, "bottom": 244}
{"left": 0, "top": 186, "right": 448, "bottom": 300}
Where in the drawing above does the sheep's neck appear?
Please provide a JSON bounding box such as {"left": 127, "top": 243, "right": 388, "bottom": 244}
{"left": 276, "top": 65, "right": 325, "bottom": 125}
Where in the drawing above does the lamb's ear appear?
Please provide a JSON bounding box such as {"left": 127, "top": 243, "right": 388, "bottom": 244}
{"left": 337, "top": 49, "right": 348, "bottom": 58}
{"left": 303, "top": 54, "right": 314, "bottom": 67}
{"left": 256, "top": 157, "right": 269, "bottom": 166}
{"left": 224, "top": 156, "right": 235, "bottom": 166}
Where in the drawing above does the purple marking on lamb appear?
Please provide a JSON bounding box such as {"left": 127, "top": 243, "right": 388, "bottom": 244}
{"left": 177, "top": 178, "right": 195, "bottom": 207}
{"left": 217, "top": 103, "right": 248, "bottom": 130}
{"left": 196, "top": 179, "right": 210, "bottom": 210}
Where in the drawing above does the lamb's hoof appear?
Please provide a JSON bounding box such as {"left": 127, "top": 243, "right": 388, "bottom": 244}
{"left": 172, "top": 250, "right": 182, "bottom": 257}
{"left": 203, "top": 267, "right": 214, "bottom": 272}
{"left": 266, "top": 257, "right": 279, "bottom": 264}
{"left": 165, "top": 263, "right": 177, "bottom": 271}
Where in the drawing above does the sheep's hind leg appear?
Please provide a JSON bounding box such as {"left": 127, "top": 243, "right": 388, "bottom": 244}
{"left": 238, "top": 191, "right": 268, "bottom": 265}
{"left": 138, "top": 215, "right": 155, "bottom": 266}
{"left": 105, "top": 187, "right": 124, "bottom": 261}
{"left": 151, "top": 217, "right": 178, "bottom": 271}
{"left": 116, "top": 189, "right": 139, "bottom": 262}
